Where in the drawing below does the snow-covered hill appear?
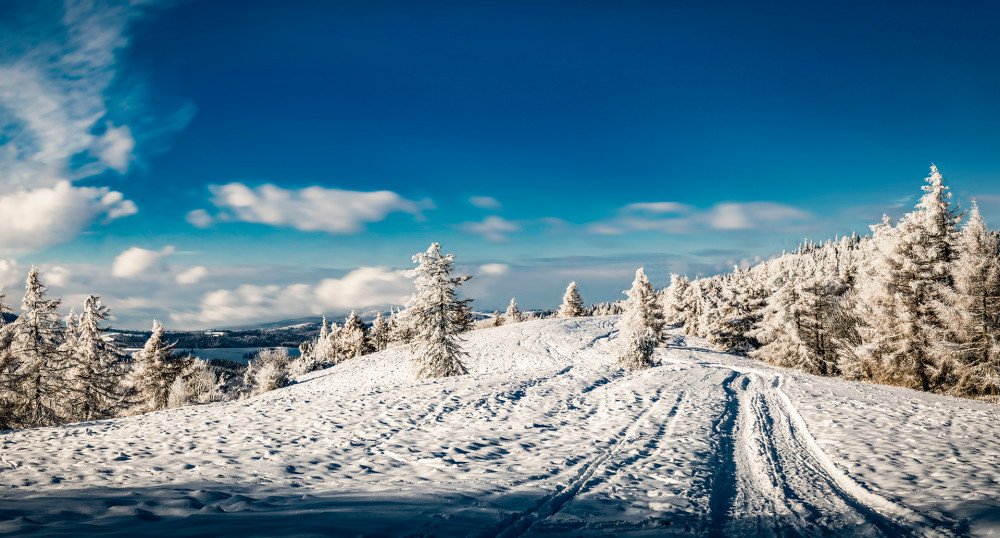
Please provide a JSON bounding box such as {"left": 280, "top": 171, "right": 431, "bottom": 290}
{"left": 0, "top": 317, "right": 995, "bottom": 536}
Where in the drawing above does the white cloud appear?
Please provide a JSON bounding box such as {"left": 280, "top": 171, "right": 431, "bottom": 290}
{"left": 478, "top": 263, "right": 509, "bottom": 276}
{"left": 111, "top": 246, "right": 175, "bottom": 278}
{"left": 0, "top": 2, "right": 154, "bottom": 252}
{"left": 172, "top": 266, "right": 413, "bottom": 326}
{"left": 314, "top": 267, "right": 413, "bottom": 309}
{"left": 95, "top": 123, "right": 135, "bottom": 173}
{"left": 192, "top": 183, "right": 430, "bottom": 233}
{"left": 469, "top": 196, "right": 502, "bottom": 210}
{"left": 176, "top": 266, "right": 208, "bottom": 285}
{"left": 45, "top": 265, "right": 72, "bottom": 287}
{"left": 185, "top": 209, "right": 213, "bottom": 228}
{"left": 0, "top": 181, "right": 137, "bottom": 253}
{"left": 463, "top": 216, "right": 521, "bottom": 242}
{"left": 593, "top": 200, "right": 812, "bottom": 235}
{"left": 622, "top": 202, "right": 692, "bottom": 214}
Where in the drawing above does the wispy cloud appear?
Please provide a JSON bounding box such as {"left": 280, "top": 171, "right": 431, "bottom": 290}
{"left": 469, "top": 196, "right": 502, "bottom": 210}
{"left": 190, "top": 183, "right": 432, "bottom": 233}
{"left": 590, "top": 201, "right": 813, "bottom": 235}
{"left": 463, "top": 215, "right": 521, "bottom": 242}
{"left": 0, "top": 1, "right": 163, "bottom": 253}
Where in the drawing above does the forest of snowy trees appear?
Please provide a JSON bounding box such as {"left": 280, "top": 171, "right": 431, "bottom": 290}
{"left": 663, "top": 166, "right": 1000, "bottom": 401}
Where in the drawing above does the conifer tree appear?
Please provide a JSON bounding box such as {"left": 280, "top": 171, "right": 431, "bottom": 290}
{"left": 313, "top": 316, "right": 331, "bottom": 362}
{"left": 941, "top": 203, "right": 1000, "bottom": 397}
{"left": 0, "top": 290, "right": 16, "bottom": 430}
{"left": 128, "top": 320, "right": 180, "bottom": 413}
{"left": 7, "top": 267, "right": 69, "bottom": 427}
{"left": 405, "top": 243, "right": 471, "bottom": 379}
{"left": 505, "top": 298, "right": 523, "bottom": 324}
{"left": 617, "top": 268, "right": 659, "bottom": 369}
{"left": 558, "top": 282, "right": 585, "bottom": 318}
{"left": 853, "top": 165, "right": 960, "bottom": 390}
{"left": 662, "top": 274, "right": 691, "bottom": 326}
{"left": 68, "top": 296, "right": 130, "bottom": 421}
{"left": 340, "top": 311, "right": 367, "bottom": 359}
{"left": 368, "top": 312, "right": 391, "bottom": 351}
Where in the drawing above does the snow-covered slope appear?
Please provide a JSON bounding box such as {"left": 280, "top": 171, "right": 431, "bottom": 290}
{"left": 0, "top": 317, "right": 995, "bottom": 536}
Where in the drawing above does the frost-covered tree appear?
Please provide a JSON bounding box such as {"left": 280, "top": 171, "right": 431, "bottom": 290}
{"left": 505, "top": 298, "right": 523, "bottom": 324}
{"left": 405, "top": 243, "right": 471, "bottom": 379}
{"left": 340, "top": 311, "right": 367, "bottom": 359}
{"left": 244, "top": 348, "right": 290, "bottom": 397}
{"left": 368, "top": 312, "right": 390, "bottom": 352}
{"left": 128, "top": 320, "right": 181, "bottom": 413}
{"left": 662, "top": 273, "right": 691, "bottom": 326}
{"left": 940, "top": 203, "right": 1000, "bottom": 397}
{"left": 167, "top": 356, "right": 221, "bottom": 408}
{"left": 0, "top": 290, "right": 14, "bottom": 430}
{"left": 708, "top": 268, "right": 766, "bottom": 355}
{"left": 67, "top": 296, "right": 130, "bottom": 421}
{"left": 617, "top": 268, "right": 659, "bottom": 369}
{"left": 852, "top": 166, "right": 960, "bottom": 391}
{"left": 388, "top": 307, "right": 416, "bottom": 347}
{"left": 6, "top": 267, "right": 69, "bottom": 427}
{"left": 558, "top": 282, "right": 585, "bottom": 318}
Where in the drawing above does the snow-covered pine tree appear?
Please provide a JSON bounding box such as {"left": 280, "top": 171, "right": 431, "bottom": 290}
{"left": 340, "top": 311, "right": 367, "bottom": 359}
{"left": 388, "top": 307, "right": 417, "bottom": 346}
{"left": 617, "top": 268, "right": 659, "bottom": 369}
{"left": 662, "top": 273, "right": 691, "bottom": 326}
{"left": 405, "top": 243, "right": 471, "bottom": 379}
{"left": 558, "top": 282, "right": 585, "bottom": 318}
{"left": 852, "top": 166, "right": 961, "bottom": 391}
{"left": 368, "top": 312, "right": 390, "bottom": 351}
{"left": 313, "top": 316, "right": 331, "bottom": 363}
{"left": 940, "top": 202, "right": 1000, "bottom": 398}
{"left": 751, "top": 257, "right": 814, "bottom": 371}
{"left": 708, "top": 267, "right": 766, "bottom": 355}
{"left": 0, "top": 290, "right": 16, "bottom": 430}
{"left": 505, "top": 298, "right": 523, "bottom": 324}
{"left": 326, "top": 321, "right": 343, "bottom": 363}
{"left": 491, "top": 310, "right": 503, "bottom": 327}
{"left": 128, "top": 320, "right": 181, "bottom": 413}
{"left": 67, "top": 296, "right": 130, "bottom": 421}
{"left": 6, "top": 267, "right": 70, "bottom": 428}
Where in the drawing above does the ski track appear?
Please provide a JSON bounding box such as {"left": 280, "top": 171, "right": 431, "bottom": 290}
{"left": 0, "top": 318, "right": 989, "bottom": 536}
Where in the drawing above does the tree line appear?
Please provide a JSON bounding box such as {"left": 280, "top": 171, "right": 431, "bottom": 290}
{"left": 662, "top": 165, "right": 1000, "bottom": 401}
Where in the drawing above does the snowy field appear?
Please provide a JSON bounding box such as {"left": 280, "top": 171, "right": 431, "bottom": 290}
{"left": 0, "top": 317, "right": 996, "bottom": 536}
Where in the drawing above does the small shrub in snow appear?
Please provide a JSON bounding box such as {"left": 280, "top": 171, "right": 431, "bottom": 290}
{"left": 244, "top": 348, "right": 290, "bottom": 397}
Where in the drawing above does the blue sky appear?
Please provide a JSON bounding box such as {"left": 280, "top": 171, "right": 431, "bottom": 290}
{"left": 2, "top": 0, "right": 1000, "bottom": 328}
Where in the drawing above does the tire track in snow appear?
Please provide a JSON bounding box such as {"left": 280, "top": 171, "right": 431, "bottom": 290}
{"left": 707, "top": 371, "right": 742, "bottom": 538}
{"left": 768, "top": 375, "right": 966, "bottom": 536}
{"left": 664, "top": 343, "right": 965, "bottom": 536}
{"left": 735, "top": 375, "right": 913, "bottom": 536}
{"left": 482, "top": 384, "right": 680, "bottom": 538}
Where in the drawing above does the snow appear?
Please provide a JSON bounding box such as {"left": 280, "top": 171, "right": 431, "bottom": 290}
{"left": 0, "top": 317, "right": 993, "bottom": 536}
